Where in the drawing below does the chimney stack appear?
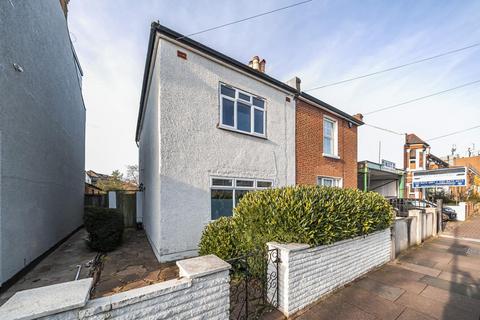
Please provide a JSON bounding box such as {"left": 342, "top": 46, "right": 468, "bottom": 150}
{"left": 59, "top": 0, "right": 69, "bottom": 18}
{"left": 353, "top": 113, "right": 364, "bottom": 122}
{"left": 287, "top": 76, "right": 301, "bottom": 92}
{"left": 248, "top": 56, "right": 266, "bottom": 73}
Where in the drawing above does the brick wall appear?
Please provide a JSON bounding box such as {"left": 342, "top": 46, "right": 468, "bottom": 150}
{"left": 2, "top": 256, "right": 230, "bottom": 320}
{"left": 268, "top": 229, "right": 391, "bottom": 317}
{"left": 295, "top": 99, "right": 358, "bottom": 188}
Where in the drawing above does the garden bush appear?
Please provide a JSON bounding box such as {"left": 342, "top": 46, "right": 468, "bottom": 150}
{"left": 84, "top": 206, "right": 124, "bottom": 252}
{"left": 199, "top": 186, "right": 394, "bottom": 259}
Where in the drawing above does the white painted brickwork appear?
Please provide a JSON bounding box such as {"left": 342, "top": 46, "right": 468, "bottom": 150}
{"left": 269, "top": 229, "right": 391, "bottom": 316}
{"left": 1, "top": 255, "right": 230, "bottom": 320}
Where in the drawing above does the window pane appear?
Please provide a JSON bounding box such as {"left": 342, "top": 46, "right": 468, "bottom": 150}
{"left": 236, "top": 180, "right": 254, "bottom": 187}
{"left": 254, "top": 109, "right": 264, "bottom": 134}
{"left": 253, "top": 97, "right": 264, "bottom": 109}
{"left": 323, "top": 136, "right": 332, "bottom": 154}
{"left": 222, "top": 98, "right": 234, "bottom": 126}
{"left": 237, "top": 102, "right": 251, "bottom": 132}
{"left": 257, "top": 181, "right": 272, "bottom": 188}
{"left": 212, "top": 178, "right": 233, "bottom": 186}
{"left": 324, "top": 119, "right": 333, "bottom": 138}
{"left": 238, "top": 92, "right": 251, "bottom": 102}
{"left": 211, "top": 189, "right": 233, "bottom": 220}
{"left": 235, "top": 190, "right": 250, "bottom": 206}
{"left": 322, "top": 178, "right": 333, "bottom": 187}
{"left": 221, "top": 85, "right": 235, "bottom": 98}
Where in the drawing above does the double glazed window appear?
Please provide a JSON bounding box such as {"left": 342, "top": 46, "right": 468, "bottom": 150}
{"left": 317, "top": 176, "right": 342, "bottom": 187}
{"left": 219, "top": 84, "right": 266, "bottom": 136}
{"left": 210, "top": 177, "right": 273, "bottom": 220}
{"left": 323, "top": 117, "right": 338, "bottom": 156}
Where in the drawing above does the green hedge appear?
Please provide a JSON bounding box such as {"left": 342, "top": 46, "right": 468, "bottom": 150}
{"left": 84, "top": 206, "right": 124, "bottom": 252}
{"left": 199, "top": 186, "right": 394, "bottom": 260}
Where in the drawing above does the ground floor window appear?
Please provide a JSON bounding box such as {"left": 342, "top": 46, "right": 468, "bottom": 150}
{"left": 211, "top": 177, "right": 273, "bottom": 220}
{"left": 317, "top": 176, "right": 342, "bottom": 187}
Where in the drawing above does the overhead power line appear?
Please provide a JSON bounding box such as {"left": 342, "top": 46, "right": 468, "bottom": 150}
{"left": 176, "top": 0, "right": 313, "bottom": 40}
{"left": 364, "top": 79, "right": 480, "bottom": 115}
{"left": 427, "top": 125, "right": 480, "bottom": 142}
{"left": 305, "top": 41, "right": 480, "bottom": 91}
{"left": 364, "top": 123, "right": 404, "bottom": 136}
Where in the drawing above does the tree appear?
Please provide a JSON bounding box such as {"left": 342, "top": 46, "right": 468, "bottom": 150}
{"left": 97, "top": 170, "right": 125, "bottom": 191}
{"left": 126, "top": 164, "right": 139, "bottom": 185}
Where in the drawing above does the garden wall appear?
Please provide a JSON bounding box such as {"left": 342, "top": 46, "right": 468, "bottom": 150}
{"left": 268, "top": 229, "right": 391, "bottom": 317}
{"left": 0, "top": 255, "right": 230, "bottom": 320}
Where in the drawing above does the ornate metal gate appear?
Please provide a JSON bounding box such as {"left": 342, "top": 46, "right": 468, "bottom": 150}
{"left": 227, "top": 248, "right": 280, "bottom": 320}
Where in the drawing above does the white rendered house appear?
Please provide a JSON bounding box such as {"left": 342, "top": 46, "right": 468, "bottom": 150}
{"left": 135, "top": 23, "right": 297, "bottom": 262}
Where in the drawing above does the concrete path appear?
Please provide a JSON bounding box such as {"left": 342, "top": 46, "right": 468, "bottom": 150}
{"left": 293, "top": 219, "right": 480, "bottom": 319}
{"left": 0, "top": 229, "right": 97, "bottom": 306}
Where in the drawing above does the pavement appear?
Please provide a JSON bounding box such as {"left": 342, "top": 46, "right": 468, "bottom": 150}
{"left": 0, "top": 229, "right": 97, "bottom": 306}
{"left": 289, "top": 217, "right": 480, "bottom": 320}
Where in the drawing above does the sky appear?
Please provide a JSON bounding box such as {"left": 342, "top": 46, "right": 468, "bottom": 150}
{"left": 68, "top": 0, "right": 480, "bottom": 175}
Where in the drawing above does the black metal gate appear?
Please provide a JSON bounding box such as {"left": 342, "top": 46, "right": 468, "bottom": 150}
{"left": 227, "top": 248, "right": 280, "bottom": 320}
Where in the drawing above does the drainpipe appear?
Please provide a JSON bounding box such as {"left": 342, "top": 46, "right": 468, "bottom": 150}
{"left": 363, "top": 165, "right": 368, "bottom": 191}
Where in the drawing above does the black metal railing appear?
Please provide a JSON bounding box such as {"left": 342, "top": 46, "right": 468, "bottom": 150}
{"left": 389, "top": 198, "right": 436, "bottom": 217}
{"left": 227, "top": 248, "right": 280, "bottom": 320}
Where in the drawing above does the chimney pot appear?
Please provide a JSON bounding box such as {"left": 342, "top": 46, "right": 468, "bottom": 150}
{"left": 259, "top": 59, "right": 266, "bottom": 73}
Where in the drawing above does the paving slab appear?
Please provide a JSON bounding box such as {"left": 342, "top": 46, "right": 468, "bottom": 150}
{"left": 396, "top": 291, "right": 477, "bottom": 320}
{"left": 352, "top": 277, "right": 405, "bottom": 302}
{"left": 392, "top": 261, "right": 442, "bottom": 277}
{"left": 419, "top": 275, "right": 480, "bottom": 300}
{"left": 300, "top": 294, "right": 376, "bottom": 320}
{"left": 437, "top": 270, "right": 480, "bottom": 285}
{"left": 337, "top": 286, "right": 405, "bottom": 320}
{"left": 420, "top": 285, "right": 480, "bottom": 315}
{"left": 396, "top": 307, "right": 436, "bottom": 320}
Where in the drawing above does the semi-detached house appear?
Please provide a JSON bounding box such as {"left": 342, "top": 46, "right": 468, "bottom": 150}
{"left": 136, "top": 23, "right": 363, "bottom": 262}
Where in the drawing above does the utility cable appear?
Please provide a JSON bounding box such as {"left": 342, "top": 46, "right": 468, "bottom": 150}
{"left": 364, "top": 123, "right": 404, "bottom": 135}
{"left": 427, "top": 125, "right": 480, "bottom": 141}
{"left": 364, "top": 79, "right": 480, "bottom": 115}
{"left": 176, "top": 0, "right": 313, "bottom": 40}
{"left": 305, "top": 41, "right": 480, "bottom": 91}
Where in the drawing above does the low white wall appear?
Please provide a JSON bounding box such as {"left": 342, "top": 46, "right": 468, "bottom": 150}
{"left": 1, "top": 255, "right": 230, "bottom": 320}
{"left": 268, "top": 229, "right": 391, "bottom": 317}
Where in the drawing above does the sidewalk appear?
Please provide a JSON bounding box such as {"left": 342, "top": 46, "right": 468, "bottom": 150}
{"left": 293, "top": 219, "right": 480, "bottom": 320}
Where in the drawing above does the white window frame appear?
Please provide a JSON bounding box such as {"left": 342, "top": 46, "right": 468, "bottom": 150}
{"left": 219, "top": 83, "right": 267, "bottom": 138}
{"left": 322, "top": 116, "right": 339, "bottom": 158}
{"left": 210, "top": 176, "right": 273, "bottom": 220}
{"left": 317, "top": 176, "right": 343, "bottom": 187}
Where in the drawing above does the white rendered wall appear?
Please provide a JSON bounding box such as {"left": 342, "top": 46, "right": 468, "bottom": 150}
{"left": 139, "top": 37, "right": 296, "bottom": 261}
{"left": 0, "top": 1, "right": 85, "bottom": 284}
{"left": 268, "top": 229, "right": 391, "bottom": 317}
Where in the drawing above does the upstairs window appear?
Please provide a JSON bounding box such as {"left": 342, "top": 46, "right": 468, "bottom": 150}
{"left": 323, "top": 116, "right": 338, "bottom": 157}
{"left": 219, "top": 83, "right": 266, "bottom": 137}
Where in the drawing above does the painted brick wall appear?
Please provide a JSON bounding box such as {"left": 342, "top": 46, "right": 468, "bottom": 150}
{"left": 268, "top": 229, "right": 391, "bottom": 316}
{"left": 295, "top": 99, "right": 358, "bottom": 188}
{"left": 2, "top": 256, "right": 230, "bottom": 320}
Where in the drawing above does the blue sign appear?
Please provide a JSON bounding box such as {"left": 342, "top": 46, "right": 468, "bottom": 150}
{"left": 413, "top": 179, "right": 466, "bottom": 188}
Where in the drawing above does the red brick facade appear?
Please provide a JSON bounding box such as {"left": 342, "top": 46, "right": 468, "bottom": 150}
{"left": 295, "top": 99, "right": 359, "bottom": 188}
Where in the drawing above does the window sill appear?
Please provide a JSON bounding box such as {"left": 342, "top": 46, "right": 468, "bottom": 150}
{"left": 322, "top": 153, "right": 340, "bottom": 160}
{"left": 218, "top": 125, "right": 267, "bottom": 140}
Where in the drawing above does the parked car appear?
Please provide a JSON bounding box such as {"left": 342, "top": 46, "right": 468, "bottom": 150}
{"left": 442, "top": 207, "right": 457, "bottom": 221}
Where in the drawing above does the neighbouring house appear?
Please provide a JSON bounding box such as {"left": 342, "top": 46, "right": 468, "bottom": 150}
{"left": 136, "top": 23, "right": 361, "bottom": 262}
{"left": 404, "top": 134, "right": 480, "bottom": 200}
{"left": 0, "top": 0, "right": 85, "bottom": 286}
{"left": 295, "top": 89, "right": 363, "bottom": 187}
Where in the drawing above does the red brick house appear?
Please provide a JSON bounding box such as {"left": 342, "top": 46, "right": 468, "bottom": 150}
{"left": 293, "top": 85, "right": 363, "bottom": 188}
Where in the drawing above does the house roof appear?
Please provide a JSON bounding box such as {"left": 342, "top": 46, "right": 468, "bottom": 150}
{"left": 135, "top": 22, "right": 362, "bottom": 142}
{"left": 405, "top": 133, "right": 429, "bottom": 146}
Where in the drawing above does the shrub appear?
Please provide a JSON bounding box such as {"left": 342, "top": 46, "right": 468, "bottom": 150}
{"left": 199, "top": 186, "right": 394, "bottom": 259}
{"left": 84, "top": 206, "right": 124, "bottom": 251}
